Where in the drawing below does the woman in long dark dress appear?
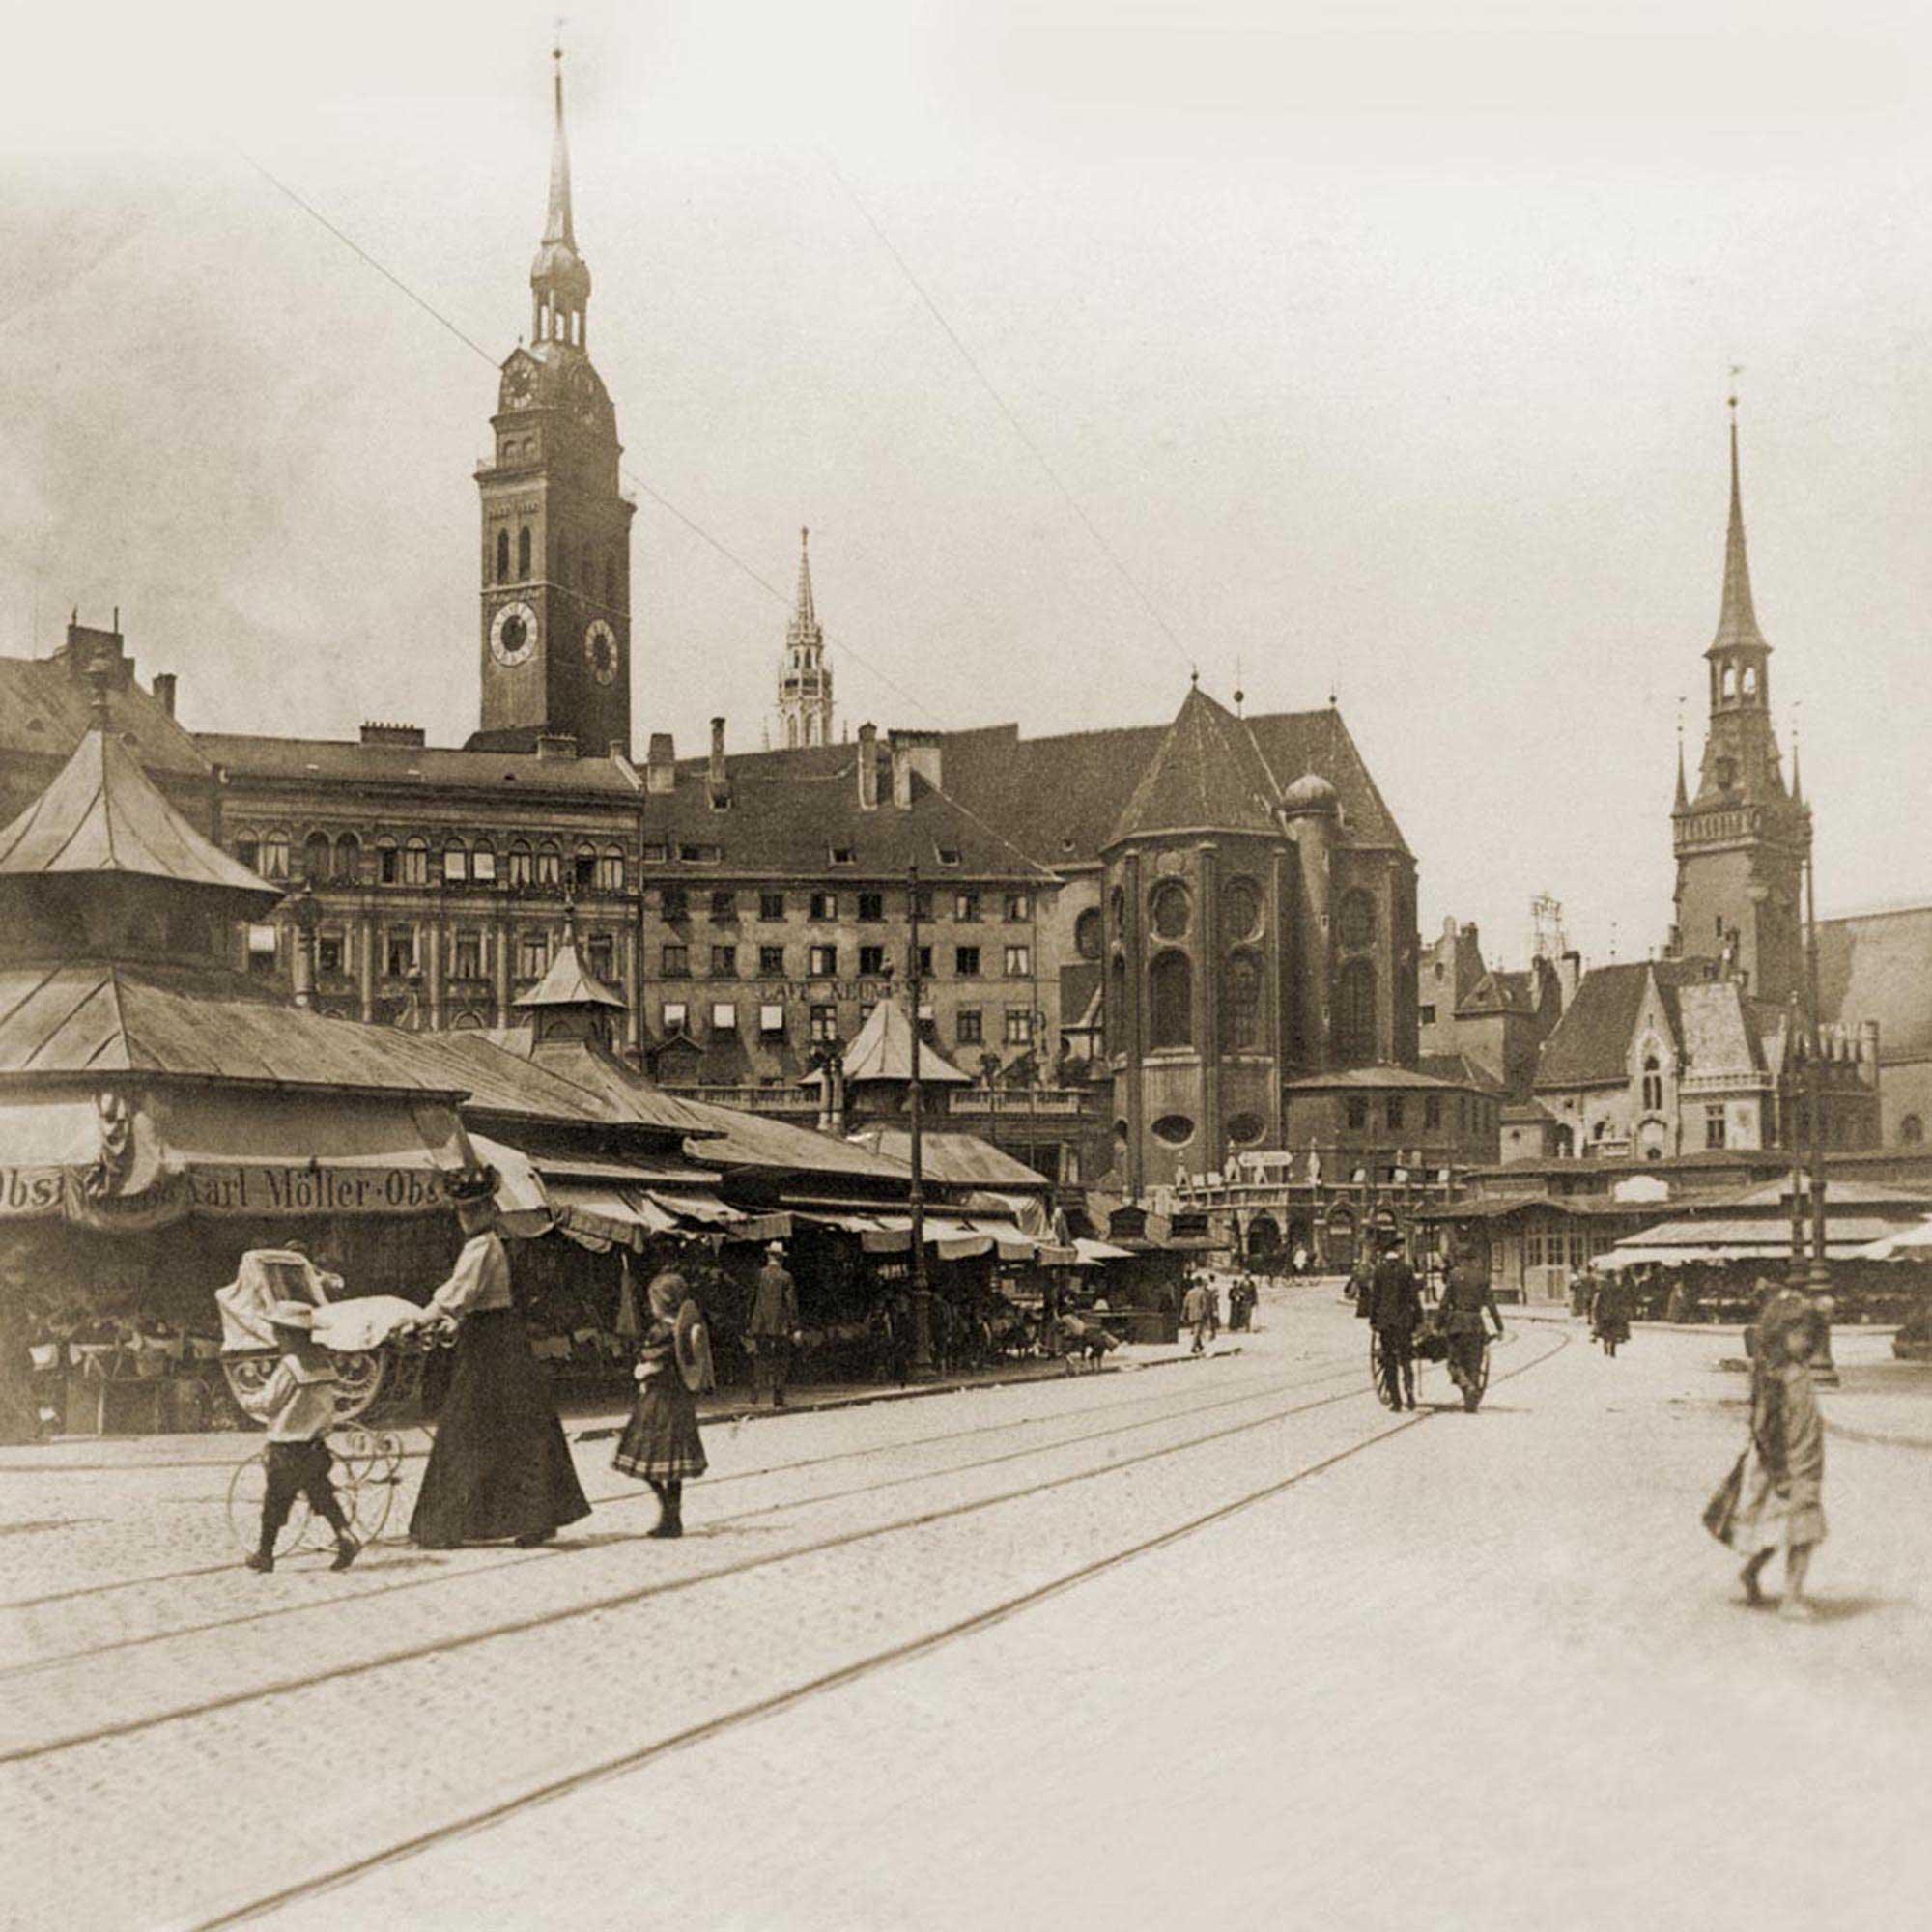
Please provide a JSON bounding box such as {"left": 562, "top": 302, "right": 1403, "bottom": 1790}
{"left": 406, "top": 1181, "right": 591, "bottom": 1549}
{"left": 612, "top": 1267, "right": 708, "bottom": 1538}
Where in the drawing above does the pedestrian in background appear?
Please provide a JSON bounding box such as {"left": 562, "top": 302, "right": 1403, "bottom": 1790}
{"left": 613, "top": 1267, "right": 711, "bottom": 1539}
{"left": 746, "top": 1240, "right": 801, "bottom": 1408}
{"left": 1369, "top": 1239, "right": 1424, "bottom": 1410}
{"left": 233, "top": 1302, "right": 359, "bottom": 1574}
{"left": 1181, "top": 1274, "right": 1209, "bottom": 1354}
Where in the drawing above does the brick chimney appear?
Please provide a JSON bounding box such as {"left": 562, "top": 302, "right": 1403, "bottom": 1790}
{"left": 707, "top": 717, "right": 730, "bottom": 808}
{"left": 857, "top": 722, "right": 880, "bottom": 810}
{"left": 151, "top": 672, "right": 177, "bottom": 719}
{"left": 888, "top": 728, "right": 942, "bottom": 810}
{"left": 646, "top": 731, "right": 676, "bottom": 795}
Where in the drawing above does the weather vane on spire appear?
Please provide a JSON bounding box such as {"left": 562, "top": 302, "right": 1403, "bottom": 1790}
{"left": 1727, "top": 361, "right": 1745, "bottom": 412}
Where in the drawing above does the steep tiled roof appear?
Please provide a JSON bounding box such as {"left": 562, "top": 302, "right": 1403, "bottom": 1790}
{"left": 197, "top": 733, "right": 644, "bottom": 798}
{"left": 1534, "top": 960, "right": 1708, "bottom": 1091}
{"left": 940, "top": 704, "right": 1408, "bottom": 867}
{"left": 1675, "top": 980, "right": 1765, "bottom": 1076}
{"left": 1818, "top": 904, "right": 1932, "bottom": 1060}
{"left": 1461, "top": 969, "right": 1536, "bottom": 1016}
{"left": 848, "top": 1128, "right": 1051, "bottom": 1190}
{"left": 1105, "top": 687, "right": 1282, "bottom": 845}
{"left": 1285, "top": 1063, "right": 1486, "bottom": 1093}
{"left": 1418, "top": 1051, "right": 1508, "bottom": 1094}
{"left": 0, "top": 656, "right": 210, "bottom": 781}
{"left": 655, "top": 743, "right": 1052, "bottom": 881}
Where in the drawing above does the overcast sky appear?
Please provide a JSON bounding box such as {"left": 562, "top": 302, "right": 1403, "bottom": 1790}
{"left": 3, "top": 0, "right": 1928, "bottom": 966}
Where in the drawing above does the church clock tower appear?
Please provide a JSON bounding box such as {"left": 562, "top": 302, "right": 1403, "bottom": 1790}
{"left": 474, "top": 48, "right": 636, "bottom": 757}
{"left": 1669, "top": 404, "right": 1809, "bottom": 1004}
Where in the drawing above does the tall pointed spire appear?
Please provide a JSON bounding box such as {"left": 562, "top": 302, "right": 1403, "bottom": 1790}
{"left": 529, "top": 41, "right": 591, "bottom": 344}
{"left": 1712, "top": 397, "right": 1768, "bottom": 655}
{"left": 1674, "top": 717, "right": 1689, "bottom": 810}
{"left": 777, "top": 525, "right": 833, "bottom": 748}
{"left": 1789, "top": 721, "right": 1804, "bottom": 806}
{"left": 791, "top": 526, "right": 818, "bottom": 637}
{"left": 543, "top": 40, "right": 576, "bottom": 250}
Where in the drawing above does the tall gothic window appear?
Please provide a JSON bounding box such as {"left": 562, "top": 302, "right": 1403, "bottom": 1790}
{"left": 1641, "top": 1053, "right": 1662, "bottom": 1113}
{"left": 517, "top": 526, "right": 532, "bottom": 579}
{"left": 1224, "top": 951, "right": 1262, "bottom": 1050}
{"left": 1108, "top": 952, "right": 1127, "bottom": 1055}
{"left": 1334, "top": 958, "right": 1377, "bottom": 1065}
{"left": 496, "top": 529, "right": 510, "bottom": 582}
{"left": 1149, "top": 951, "right": 1192, "bottom": 1050}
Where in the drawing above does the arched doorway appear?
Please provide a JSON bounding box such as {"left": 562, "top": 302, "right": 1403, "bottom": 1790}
{"left": 1245, "top": 1212, "right": 1282, "bottom": 1264}
{"left": 1323, "top": 1204, "right": 1358, "bottom": 1273}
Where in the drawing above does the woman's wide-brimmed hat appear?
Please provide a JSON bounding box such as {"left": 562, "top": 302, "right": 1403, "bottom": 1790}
{"left": 443, "top": 1163, "right": 499, "bottom": 1205}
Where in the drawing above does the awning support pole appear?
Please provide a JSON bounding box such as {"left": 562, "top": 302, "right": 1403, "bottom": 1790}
{"left": 907, "top": 863, "right": 936, "bottom": 1379}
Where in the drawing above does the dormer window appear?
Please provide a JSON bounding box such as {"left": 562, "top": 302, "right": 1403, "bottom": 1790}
{"left": 830, "top": 846, "right": 856, "bottom": 867}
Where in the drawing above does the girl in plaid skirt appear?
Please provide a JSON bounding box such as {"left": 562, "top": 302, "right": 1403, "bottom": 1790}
{"left": 613, "top": 1267, "right": 708, "bottom": 1538}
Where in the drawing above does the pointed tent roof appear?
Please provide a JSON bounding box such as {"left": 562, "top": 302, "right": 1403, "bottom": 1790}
{"left": 1710, "top": 411, "right": 1769, "bottom": 658}
{"left": 0, "top": 698, "right": 278, "bottom": 914}
{"left": 1104, "top": 684, "right": 1283, "bottom": 847}
{"left": 514, "top": 906, "right": 626, "bottom": 1011}
{"left": 832, "top": 997, "right": 970, "bottom": 1087}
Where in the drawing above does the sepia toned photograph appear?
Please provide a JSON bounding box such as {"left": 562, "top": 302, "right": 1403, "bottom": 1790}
{"left": 1, "top": 4, "right": 1927, "bottom": 1927}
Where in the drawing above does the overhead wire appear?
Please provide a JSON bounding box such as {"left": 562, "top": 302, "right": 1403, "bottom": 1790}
{"left": 233, "top": 145, "right": 951, "bottom": 731}
{"left": 817, "top": 148, "right": 1194, "bottom": 677}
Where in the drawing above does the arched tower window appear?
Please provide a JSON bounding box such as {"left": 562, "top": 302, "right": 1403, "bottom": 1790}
{"left": 1334, "top": 958, "right": 1377, "bottom": 1065}
{"left": 517, "top": 526, "right": 532, "bottom": 579}
{"left": 1721, "top": 664, "right": 1738, "bottom": 701}
{"left": 1149, "top": 950, "right": 1193, "bottom": 1050}
{"left": 1108, "top": 952, "right": 1127, "bottom": 1054}
{"left": 496, "top": 529, "right": 510, "bottom": 583}
{"left": 1742, "top": 664, "right": 1759, "bottom": 697}
{"left": 1074, "top": 909, "right": 1103, "bottom": 961}
{"left": 1641, "top": 1052, "right": 1663, "bottom": 1113}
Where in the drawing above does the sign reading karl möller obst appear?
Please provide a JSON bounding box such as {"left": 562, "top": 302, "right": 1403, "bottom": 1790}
{"left": 0, "top": 1163, "right": 453, "bottom": 1219}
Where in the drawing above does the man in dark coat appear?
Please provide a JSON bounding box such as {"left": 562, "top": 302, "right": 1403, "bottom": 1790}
{"left": 746, "top": 1241, "right": 801, "bottom": 1407}
{"left": 1368, "top": 1239, "right": 1424, "bottom": 1409}
{"left": 1440, "top": 1247, "right": 1505, "bottom": 1402}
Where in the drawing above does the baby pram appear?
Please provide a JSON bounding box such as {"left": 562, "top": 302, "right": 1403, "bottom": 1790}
{"left": 216, "top": 1249, "right": 431, "bottom": 1553}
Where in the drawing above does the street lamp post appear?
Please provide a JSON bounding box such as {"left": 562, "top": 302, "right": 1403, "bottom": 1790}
{"left": 907, "top": 864, "right": 936, "bottom": 1380}
{"left": 1803, "top": 846, "right": 1837, "bottom": 1380}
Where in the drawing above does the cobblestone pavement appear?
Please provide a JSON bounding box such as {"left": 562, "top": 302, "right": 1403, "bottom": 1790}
{"left": 6, "top": 1287, "right": 1927, "bottom": 1931}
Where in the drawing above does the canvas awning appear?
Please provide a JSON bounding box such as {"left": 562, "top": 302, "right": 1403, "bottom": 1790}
{"left": 1856, "top": 1215, "right": 1932, "bottom": 1262}
{"left": 1071, "top": 1237, "right": 1135, "bottom": 1266}
{"left": 1, "top": 1087, "right": 471, "bottom": 1228}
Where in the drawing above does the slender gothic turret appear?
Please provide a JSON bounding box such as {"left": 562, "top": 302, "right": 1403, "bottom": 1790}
{"left": 1669, "top": 401, "right": 1810, "bottom": 1002}
{"left": 777, "top": 526, "right": 835, "bottom": 749}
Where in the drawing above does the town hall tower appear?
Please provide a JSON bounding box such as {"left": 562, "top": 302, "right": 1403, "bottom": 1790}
{"left": 1669, "top": 407, "right": 1809, "bottom": 1004}
{"left": 474, "top": 49, "right": 636, "bottom": 757}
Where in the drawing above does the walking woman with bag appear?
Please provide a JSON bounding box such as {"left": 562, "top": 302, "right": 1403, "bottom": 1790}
{"left": 613, "top": 1265, "right": 714, "bottom": 1538}
{"left": 1705, "top": 1293, "right": 1827, "bottom": 1620}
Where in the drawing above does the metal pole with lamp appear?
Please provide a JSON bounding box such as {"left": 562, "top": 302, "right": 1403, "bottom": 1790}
{"left": 1804, "top": 845, "right": 1837, "bottom": 1381}
{"left": 907, "top": 864, "right": 936, "bottom": 1379}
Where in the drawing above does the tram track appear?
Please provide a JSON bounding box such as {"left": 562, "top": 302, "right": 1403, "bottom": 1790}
{"left": 0, "top": 1354, "right": 1366, "bottom": 1680}
{"left": 0, "top": 1348, "right": 1324, "bottom": 1616}
{"left": 0, "top": 1339, "right": 1564, "bottom": 1769}
{"left": 194, "top": 1329, "right": 1572, "bottom": 1930}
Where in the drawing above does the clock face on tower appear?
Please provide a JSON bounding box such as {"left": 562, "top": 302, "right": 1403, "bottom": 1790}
{"left": 565, "top": 362, "right": 603, "bottom": 428}
{"left": 500, "top": 357, "right": 537, "bottom": 411}
{"left": 491, "top": 600, "right": 538, "bottom": 667}
{"left": 583, "top": 620, "right": 619, "bottom": 687}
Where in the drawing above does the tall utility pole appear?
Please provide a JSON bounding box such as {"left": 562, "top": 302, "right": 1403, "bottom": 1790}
{"left": 1804, "top": 846, "right": 1837, "bottom": 1379}
{"left": 907, "top": 864, "right": 935, "bottom": 1379}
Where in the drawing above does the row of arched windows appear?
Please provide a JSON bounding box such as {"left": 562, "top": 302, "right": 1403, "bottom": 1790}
{"left": 492, "top": 526, "right": 622, "bottom": 603}
{"left": 236, "top": 828, "right": 628, "bottom": 894}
